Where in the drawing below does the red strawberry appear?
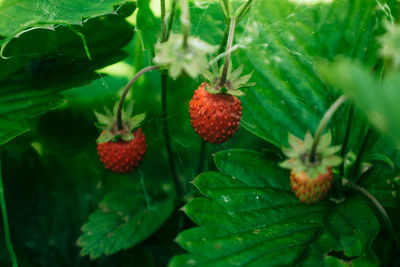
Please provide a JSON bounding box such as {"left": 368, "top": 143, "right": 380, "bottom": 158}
{"left": 189, "top": 82, "right": 242, "bottom": 144}
{"left": 190, "top": 62, "right": 254, "bottom": 144}
{"left": 94, "top": 102, "right": 147, "bottom": 174}
{"left": 280, "top": 132, "right": 342, "bottom": 204}
{"left": 97, "top": 128, "right": 147, "bottom": 174}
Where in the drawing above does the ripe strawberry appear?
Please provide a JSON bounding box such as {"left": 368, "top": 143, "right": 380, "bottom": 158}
{"left": 94, "top": 102, "right": 147, "bottom": 174}
{"left": 97, "top": 128, "right": 147, "bottom": 174}
{"left": 190, "top": 63, "right": 254, "bottom": 144}
{"left": 189, "top": 82, "right": 242, "bottom": 144}
{"left": 280, "top": 132, "right": 342, "bottom": 204}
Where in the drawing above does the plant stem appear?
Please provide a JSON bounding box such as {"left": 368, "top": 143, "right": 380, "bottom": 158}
{"left": 117, "top": 65, "right": 160, "bottom": 130}
{"left": 196, "top": 140, "right": 207, "bottom": 175}
{"left": 160, "top": 0, "right": 167, "bottom": 42}
{"left": 339, "top": 105, "right": 354, "bottom": 177}
{"left": 353, "top": 128, "right": 372, "bottom": 180}
{"left": 235, "top": 0, "right": 255, "bottom": 23}
{"left": 166, "top": 0, "right": 177, "bottom": 40}
{"left": 219, "top": 0, "right": 232, "bottom": 20}
{"left": 196, "top": 14, "right": 233, "bottom": 175}
{"left": 217, "top": 25, "right": 230, "bottom": 61}
{"left": 0, "top": 160, "right": 18, "bottom": 267}
{"left": 159, "top": 0, "right": 182, "bottom": 200}
{"left": 161, "top": 72, "right": 183, "bottom": 199}
{"left": 309, "top": 95, "right": 347, "bottom": 162}
{"left": 219, "top": 16, "right": 236, "bottom": 88}
{"left": 343, "top": 177, "right": 400, "bottom": 248}
{"left": 180, "top": 0, "right": 190, "bottom": 49}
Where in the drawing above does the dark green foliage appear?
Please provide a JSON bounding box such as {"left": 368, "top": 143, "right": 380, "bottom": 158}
{"left": 0, "top": 0, "right": 399, "bottom": 266}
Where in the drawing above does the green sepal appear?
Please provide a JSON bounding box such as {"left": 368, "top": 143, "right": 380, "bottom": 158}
{"left": 128, "top": 113, "right": 146, "bottom": 131}
{"left": 281, "top": 131, "right": 342, "bottom": 179}
{"left": 96, "top": 132, "right": 113, "bottom": 143}
{"left": 94, "top": 103, "right": 146, "bottom": 143}
{"left": 227, "top": 89, "right": 245, "bottom": 96}
{"left": 94, "top": 110, "right": 111, "bottom": 125}
{"left": 202, "top": 60, "right": 255, "bottom": 96}
{"left": 104, "top": 106, "right": 112, "bottom": 117}
{"left": 123, "top": 101, "right": 134, "bottom": 120}
{"left": 121, "top": 133, "right": 134, "bottom": 141}
{"left": 153, "top": 33, "right": 217, "bottom": 79}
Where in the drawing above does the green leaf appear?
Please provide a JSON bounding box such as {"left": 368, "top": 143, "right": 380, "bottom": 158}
{"left": 77, "top": 180, "right": 174, "bottom": 259}
{"left": 136, "top": 0, "right": 160, "bottom": 50}
{"left": 364, "top": 153, "right": 396, "bottom": 170}
{"left": 0, "top": 6, "right": 135, "bottom": 146}
{"left": 357, "top": 163, "right": 399, "bottom": 208}
{"left": 0, "top": 119, "right": 29, "bottom": 146}
{"left": 236, "top": 0, "right": 381, "bottom": 147}
{"left": 0, "top": 0, "right": 133, "bottom": 38}
{"left": 170, "top": 150, "right": 379, "bottom": 266}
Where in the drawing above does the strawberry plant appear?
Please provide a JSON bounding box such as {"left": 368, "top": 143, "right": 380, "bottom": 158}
{"left": 0, "top": 0, "right": 399, "bottom": 266}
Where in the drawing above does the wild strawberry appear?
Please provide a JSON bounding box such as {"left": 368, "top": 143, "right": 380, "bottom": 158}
{"left": 280, "top": 132, "right": 342, "bottom": 204}
{"left": 94, "top": 102, "right": 147, "bottom": 174}
{"left": 189, "top": 63, "right": 254, "bottom": 144}
{"left": 189, "top": 82, "right": 242, "bottom": 144}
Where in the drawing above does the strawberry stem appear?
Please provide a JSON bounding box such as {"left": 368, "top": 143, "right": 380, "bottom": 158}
{"left": 161, "top": 0, "right": 167, "bottom": 42}
{"left": 343, "top": 177, "right": 400, "bottom": 248}
{"left": 234, "top": 0, "right": 255, "bottom": 23}
{"left": 219, "top": 16, "right": 236, "bottom": 88}
{"left": 161, "top": 71, "right": 183, "bottom": 199}
{"left": 166, "top": 0, "right": 177, "bottom": 40}
{"left": 117, "top": 65, "right": 160, "bottom": 130}
{"left": 0, "top": 160, "right": 19, "bottom": 267}
{"left": 309, "top": 95, "right": 347, "bottom": 162}
{"left": 180, "top": 0, "right": 190, "bottom": 49}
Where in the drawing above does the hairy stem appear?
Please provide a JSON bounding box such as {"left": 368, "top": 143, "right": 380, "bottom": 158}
{"left": 235, "top": 0, "right": 255, "bottom": 22}
{"left": 161, "top": 72, "right": 183, "bottom": 199}
{"left": 160, "top": 0, "right": 167, "bottom": 42}
{"left": 0, "top": 160, "right": 18, "bottom": 267}
{"left": 309, "top": 95, "right": 347, "bottom": 162}
{"left": 220, "top": 0, "right": 232, "bottom": 20}
{"left": 117, "top": 65, "right": 160, "bottom": 130}
{"left": 343, "top": 177, "right": 400, "bottom": 247}
{"left": 166, "top": 0, "right": 177, "bottom": 40}
{"left": 180, "top": 0, "right": 190, "bottom": 49}
{"left": 217, "top": 25, "right": 230, "bottom": 61}
{"left": 219, "top": 16, "right": 236, "bottom": 88}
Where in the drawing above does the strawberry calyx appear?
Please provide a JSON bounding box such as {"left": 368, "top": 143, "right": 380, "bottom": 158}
{"left": 280, "top": 131, "right": 342, "bottom": 179}
{"left": 202, "top": 60, "right": 255, "bottom": 96}
{"left": 153, "top": 33, "right": 217, "bottom": 79}
{"left": 94, "top": 101, "right": 145, "bottom": 143}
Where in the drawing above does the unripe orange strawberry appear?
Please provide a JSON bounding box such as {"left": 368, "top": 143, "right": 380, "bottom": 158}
{"left": 189, "top": 82, "right": 242, "bottom": 144}
{"left": 280, "top": 132, "right": 342, "bottom": 204}
{"left": 290, "top": 167, "right": 332, "bottom": 204}
{"left": 94, "top": 102, "right": 147, "bottom": 174}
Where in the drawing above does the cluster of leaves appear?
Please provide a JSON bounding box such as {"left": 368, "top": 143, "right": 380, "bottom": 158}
{"left": 0, "top": 0, "right": 400, "bottom": 266}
